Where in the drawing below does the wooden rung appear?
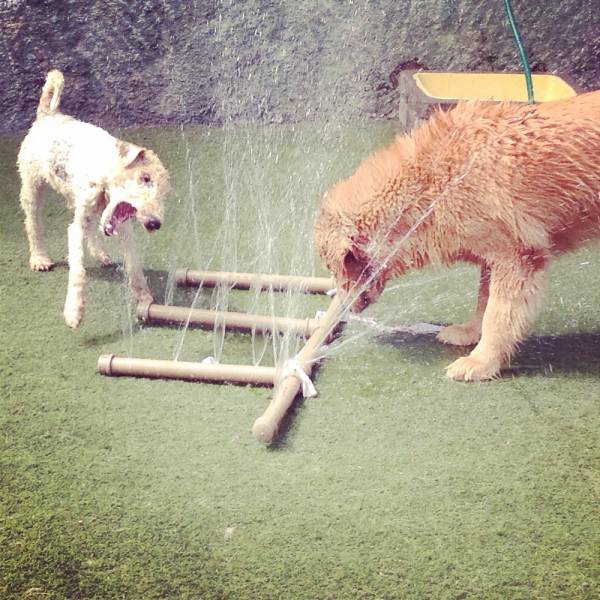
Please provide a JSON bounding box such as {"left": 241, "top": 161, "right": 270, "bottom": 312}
{"left": 97, "top": 355, "right": 277, "bottom": 386}
{"left": 175, "top": 268, "right": 335, "bottom": 295}
{"left": 136, "top": 302, "right": 320, "bottom": 338}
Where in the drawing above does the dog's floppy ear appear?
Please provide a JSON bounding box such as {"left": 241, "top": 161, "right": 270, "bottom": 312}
{"left": 118, "top": 141, "right": 146, "bottom": 168}
{"left": 342, "top": 246, "right": 370, "bottom": 283}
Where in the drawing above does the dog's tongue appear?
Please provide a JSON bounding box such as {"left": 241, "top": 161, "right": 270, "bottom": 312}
{"left": 104, "top": 202, "right": 136, "bottom": 236}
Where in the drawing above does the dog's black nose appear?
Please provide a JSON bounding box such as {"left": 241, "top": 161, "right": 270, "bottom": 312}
{"left": 145, "top": 218, "right": 161, "bottom": 231}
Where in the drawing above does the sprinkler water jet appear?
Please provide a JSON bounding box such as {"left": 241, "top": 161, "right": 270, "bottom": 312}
{"left": 98, "top": 269, "right": 347, "bottom": 443}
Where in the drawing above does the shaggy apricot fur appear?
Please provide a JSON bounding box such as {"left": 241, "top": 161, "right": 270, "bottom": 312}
{"left": 314, "top": 92, "right": 600, "bottom": 381}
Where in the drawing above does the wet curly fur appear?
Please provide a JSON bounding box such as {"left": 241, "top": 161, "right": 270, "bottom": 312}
{"left": 315, "top": 91, "right": 600, "bottom": 381}
{"left": 17, "top": 70, "right": 171, "bottom": 328}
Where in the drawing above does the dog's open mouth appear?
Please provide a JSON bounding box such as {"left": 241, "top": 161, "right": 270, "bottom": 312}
{"left": 103, "top": 202, "right": 137, "bottom": 236}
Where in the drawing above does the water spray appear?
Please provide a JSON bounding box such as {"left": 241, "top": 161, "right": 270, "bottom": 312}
{"left": 98, "top": 269, "right": 346, "bottom": 444}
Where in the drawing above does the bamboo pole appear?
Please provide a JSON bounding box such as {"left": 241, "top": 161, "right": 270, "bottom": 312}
{"left": 97, "top": 354, "right": 277, "bottom": 386}
{"left": 175, "top": 268, "right": 335, "bottom": 295}
{"left": 137, "top": 302, "right": 319, "bottom": 338}
{"left": 252, "top": 294, "right": 346, "bottom": 443}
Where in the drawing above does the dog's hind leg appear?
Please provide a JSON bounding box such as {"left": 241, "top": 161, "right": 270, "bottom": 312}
{"left": 445, "top": 256, "right": 549, "bottom": 381}
{"left": 116, "top": 221, "right": 153, "bottom": 305}
{"left": 19, "top": 174, "right": 55, "bottom": 271}
{"left": 437, "top": 263, "right": 490, "bottom": 346}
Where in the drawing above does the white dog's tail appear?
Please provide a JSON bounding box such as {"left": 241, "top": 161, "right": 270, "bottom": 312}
{"left": 36, "top": 70, "right": 64, "bottom": 118}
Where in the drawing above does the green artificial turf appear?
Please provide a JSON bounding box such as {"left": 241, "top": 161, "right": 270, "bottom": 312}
{"left": 1, "top": 122, "right": 599, "bottom": 599}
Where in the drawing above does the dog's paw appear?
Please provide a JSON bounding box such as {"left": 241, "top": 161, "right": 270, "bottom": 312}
{"left": 445, "top": 354, "right": 501, "bottom": 382}
{"left": 94, "top": 252, "right": 113, "bottom": 266}
{"left": 30, "top": 255, "right": 55, "bottom": 271}
{"left": 63, "top": 300, "right": 84, "bottom": 329}
{"left": 437, "top": 323, "right": 481, "bottom": 346}
{"left": 135, "top": 289, "right": 154, "bottom": 306}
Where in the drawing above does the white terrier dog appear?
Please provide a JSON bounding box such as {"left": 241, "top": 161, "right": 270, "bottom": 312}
{"left": 17, "top": 70, "right": 171, "bottom": 328}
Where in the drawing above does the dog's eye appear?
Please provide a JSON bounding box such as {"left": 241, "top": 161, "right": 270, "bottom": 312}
{"left": 140, "top": 173, "right": 152, "bottom": 185}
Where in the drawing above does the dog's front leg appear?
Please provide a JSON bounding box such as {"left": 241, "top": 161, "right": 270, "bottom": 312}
{"left": 63, "top": 208, "right": 88, "bottom": 328}
{"left": 85, "top": 217, "right": 112, "bottom": 266}
{"left": 116, "top": 222, "right": 153, "bottom": 305}
{"left": 437, "top": 263, "right": 490, "bottom": 346}
{"left": 445, "top": 257, "right": 549, "bottom": 381}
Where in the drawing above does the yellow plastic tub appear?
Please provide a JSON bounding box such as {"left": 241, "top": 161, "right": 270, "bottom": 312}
{"left": 413, "top": 72, "right": 577, "bottom": 103}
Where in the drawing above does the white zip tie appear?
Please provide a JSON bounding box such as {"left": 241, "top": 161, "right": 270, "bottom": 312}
{"left": 281, "top": 359, "right": 317, "bottom": 398}
{"left": 326, "top": 288, "right": 337, "bottom": 297}
{"left": 201, "top": 356, "right": 218, "bottom": 365}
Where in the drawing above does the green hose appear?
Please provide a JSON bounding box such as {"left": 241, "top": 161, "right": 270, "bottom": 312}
{"left": 503, "top": 0, "right": 535, "bottom": 103}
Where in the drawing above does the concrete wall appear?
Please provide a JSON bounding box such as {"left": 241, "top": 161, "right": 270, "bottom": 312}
{"left": 1, "top": 0, "right": 598, "bottom": 134}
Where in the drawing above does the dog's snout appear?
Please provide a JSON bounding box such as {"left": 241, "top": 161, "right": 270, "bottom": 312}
{"left": 145, "top": 218, "right": 161, "bottom": 232}
{"left": 350, "top": 293, "right": 370, "bottom": 313}
{"left": 338, "top": 284, "right": 370, "bottom": 314}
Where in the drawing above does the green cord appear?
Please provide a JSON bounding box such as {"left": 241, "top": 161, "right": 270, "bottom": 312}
{"left": 503, "top": 0, "right": 535, "bottom": 103}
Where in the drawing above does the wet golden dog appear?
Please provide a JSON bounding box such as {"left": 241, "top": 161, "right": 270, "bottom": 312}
{"left": 315, "top": 92, "right": 600, "bottom": 381}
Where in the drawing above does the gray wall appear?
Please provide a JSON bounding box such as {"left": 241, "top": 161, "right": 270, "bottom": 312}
{"left": 1, "top": 0, "right": 599, "bottom": 134}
